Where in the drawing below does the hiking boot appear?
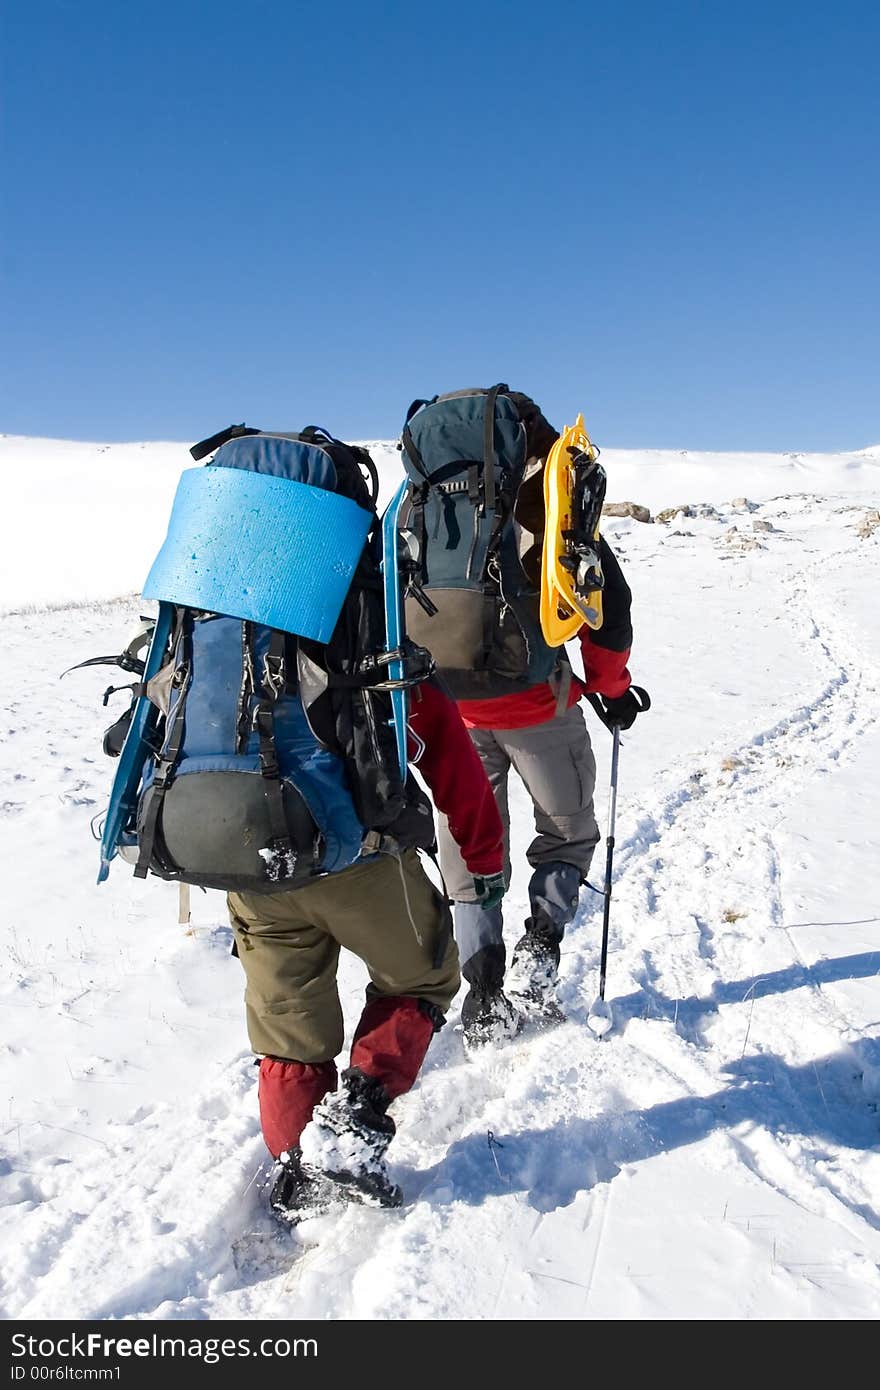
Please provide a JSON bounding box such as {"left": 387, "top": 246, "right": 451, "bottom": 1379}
{"left": 268, "top": 1146, "right": 338, "bottom": 1225}
{"left": 460, "top": 986, "right": 523, "bottom": 1050}
{"left": 507, "top": 918, "right": 565, "bottom": 1023}
{"left": 299, "top": 1068, "right": 403, "bottom": 1209}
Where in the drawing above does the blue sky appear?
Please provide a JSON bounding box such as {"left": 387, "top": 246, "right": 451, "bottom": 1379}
{"left": 1, "top": 0, "right": 878, "bottom": 450}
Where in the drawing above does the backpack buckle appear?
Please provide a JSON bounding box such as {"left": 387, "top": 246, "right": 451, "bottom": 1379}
{"left": 262, "top": 651, "right": 286, "bottom": 699}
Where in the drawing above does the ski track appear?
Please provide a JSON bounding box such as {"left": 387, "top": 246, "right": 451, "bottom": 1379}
{"left": 3, "top": 497, "right": 880, "bottom": 1320}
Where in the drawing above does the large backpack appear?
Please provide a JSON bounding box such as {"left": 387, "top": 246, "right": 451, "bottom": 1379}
{"left": 398, "top": 385, "right": 565, "bottom": 700}
{"left": 87, "top": 426, "right": 435, "bottom": 894}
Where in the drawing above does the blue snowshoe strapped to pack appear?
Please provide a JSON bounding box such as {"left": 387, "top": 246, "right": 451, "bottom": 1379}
{"left": 398, "top": 386, "right": 566, "bottom": 701}
{"left": 89, "top": 425, "right": 435, "bottom": 893}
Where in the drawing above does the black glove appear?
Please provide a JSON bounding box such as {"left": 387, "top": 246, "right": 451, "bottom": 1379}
{"left": 472, "top": 872, "right": 506, "bottom": 910}
{"left": 597, "top": 685, "right": 651, "bottom": 730}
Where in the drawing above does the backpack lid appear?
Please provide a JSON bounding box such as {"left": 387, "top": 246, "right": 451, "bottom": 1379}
{"left": 402, "top": 385, "right": 528, "bottom": 507}
{"left": 190, "top": 424, "right": 380, "bottom": 510}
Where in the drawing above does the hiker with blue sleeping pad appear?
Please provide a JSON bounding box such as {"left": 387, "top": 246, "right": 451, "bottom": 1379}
{"left": 396, "top": 387, "right": 650, "bottom": 1048}
{"left": 83, "top": 424, "right": 504, "bottom": 1219}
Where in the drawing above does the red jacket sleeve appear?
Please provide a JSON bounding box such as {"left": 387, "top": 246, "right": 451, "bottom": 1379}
{"left": 577, "top": 639, "right": 632, "bottom": 699}
{"left": 407, "top": 680, "right": 503, "bottom": 877}
{"left": 578, "top": 534, "right": 634, "bottom": 699}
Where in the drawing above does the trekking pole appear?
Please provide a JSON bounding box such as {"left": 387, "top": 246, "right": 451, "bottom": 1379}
{"left": 584, "top": 686, "right": 649, "bottom": 1034}
{"left": 587, "top": 724, "right": 620, "bottom": 1038}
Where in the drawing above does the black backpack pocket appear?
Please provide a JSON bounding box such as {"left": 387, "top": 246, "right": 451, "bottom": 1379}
{"left": 137, "top": 769, "right": 324, "bottom": 893}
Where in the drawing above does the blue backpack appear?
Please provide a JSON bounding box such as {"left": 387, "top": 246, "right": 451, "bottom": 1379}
{"left": 85, "top": 426, "right": 435, "bottom": 894}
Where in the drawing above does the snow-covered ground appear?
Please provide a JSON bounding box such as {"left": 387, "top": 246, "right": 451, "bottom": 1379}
{"left": 1, "top": 432, "right": 879, "bottom": 1321}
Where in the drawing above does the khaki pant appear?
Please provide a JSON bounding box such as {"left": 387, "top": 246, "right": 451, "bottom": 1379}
{"left": 228, "top": 848, "right": 459, "bottom": 1062}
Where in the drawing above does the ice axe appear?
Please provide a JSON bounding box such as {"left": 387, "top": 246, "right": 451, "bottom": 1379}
{"left": 585, "top": 687, "right": 650, "bottom": 1036}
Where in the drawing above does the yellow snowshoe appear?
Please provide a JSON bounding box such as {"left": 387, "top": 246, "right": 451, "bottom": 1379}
{"left": 540, "top": 414, "right": 606, "bottom": 646}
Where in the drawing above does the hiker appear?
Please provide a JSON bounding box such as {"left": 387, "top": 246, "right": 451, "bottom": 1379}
{"left": 89, "top": 424, "right": 504, "bottom": 1218}
{"left": 231, "top": 665, "right": 504, "bottom": 1219}
{"left": 397, "top": 387, "right": 649, "bottom": 1048}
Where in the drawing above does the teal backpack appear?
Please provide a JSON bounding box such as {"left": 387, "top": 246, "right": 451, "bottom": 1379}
{"left": 398, "top": 385, "right": 564, "bottom": 700}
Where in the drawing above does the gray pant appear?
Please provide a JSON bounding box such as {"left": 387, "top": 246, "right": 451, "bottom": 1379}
{"left": 436, "top": 702, "right": 600, "bottom": 988}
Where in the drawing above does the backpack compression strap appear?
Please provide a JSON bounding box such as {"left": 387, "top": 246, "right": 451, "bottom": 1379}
{"left": 135, "top": 612, "right": 193, "bottom": 879}
{"left": 482, "top": 383, "right": 505, "bottom": 515}
{"left": 251, "top": 629, "right": 299, "bottom": 871}
{"left": 400, "top": 424, "right": 430, "bottom": 485}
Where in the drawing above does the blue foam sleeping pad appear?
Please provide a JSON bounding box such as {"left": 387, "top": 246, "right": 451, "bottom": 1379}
{"left": 143, "top": 465, "right": 373, "bottom": 641}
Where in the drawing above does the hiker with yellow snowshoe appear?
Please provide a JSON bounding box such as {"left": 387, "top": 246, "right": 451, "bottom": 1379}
{"left": 396, "top": 387, "right": 650, "bottom": 1048}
